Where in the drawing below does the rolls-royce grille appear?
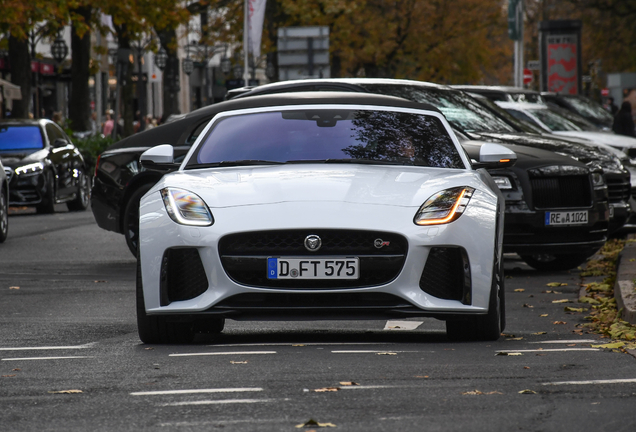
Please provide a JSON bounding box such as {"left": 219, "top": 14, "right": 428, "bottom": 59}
{"left": 606, "top": 175, "right": 630, "bottom": 203}
{"left": 530, "top": 176, "right": 591, "bottom": 209}
{"left": 419, "top": 247, "right": 471, "bottom": 304}
{"left": 218, "top": 230, "right": 408, "bottom": 289}
{"left": 160, "top": 248, "right": 208, "bottom": 305}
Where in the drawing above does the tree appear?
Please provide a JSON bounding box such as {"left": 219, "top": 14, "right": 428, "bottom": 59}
{"left": 68, "top": 4, "right": 93, "bottom": 132}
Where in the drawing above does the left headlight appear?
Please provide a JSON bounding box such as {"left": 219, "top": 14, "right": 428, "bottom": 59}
{"left": 592, "top": 172, "right": 605, "bottom": 189}
{"left": 15, "top": 162, "right": 44, "bottom": 176}
{"left": 414, "top": 186, "right": 474, "bottom": 226}
{"left": 161, "top": 187, "right": 213, "bottom": 226}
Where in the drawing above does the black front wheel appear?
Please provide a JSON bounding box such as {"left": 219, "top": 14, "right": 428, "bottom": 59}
{"left": 36, "top": 171, "right": 56, "bottom": 214}
{"left": 67, "top": 170, "right": 90, "bottom": 211}
{"left": 0, "top": 185, "right": 8, "bottom": 243}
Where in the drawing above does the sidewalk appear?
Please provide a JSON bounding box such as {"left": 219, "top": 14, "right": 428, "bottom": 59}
{"left": 614, "top": 239, "right": 636, "bottom": 324}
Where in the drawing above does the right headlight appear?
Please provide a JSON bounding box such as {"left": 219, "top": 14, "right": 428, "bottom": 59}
{"left": 414, "top": 187, "right": 474, "bottom": 226}
{"left": 160, "top": 187, "right": 213, "bottom": 226}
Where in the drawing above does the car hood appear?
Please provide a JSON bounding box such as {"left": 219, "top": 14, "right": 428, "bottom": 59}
{"left": 468, "top": 131, "right": 621, "bottom": 172}
{"left": 0, "top": 149, "right": 48, "bottom": 168}
{"left": 158, "top": 165, "right": 485, "bottom": 208}
{"left": 552, "top": 131, "right": 636, "bottom": 150}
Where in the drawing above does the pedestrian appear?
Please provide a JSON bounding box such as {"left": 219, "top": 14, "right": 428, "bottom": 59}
{"left": 90, "top": 112, "right": 98, "bottom": 136}
{"left": 145, "top": 114, "right": 156, "bottom": 130}
{"left": 612, "top": 101, "right": 636, "bottom": 137}
{"left": 604, "top": 97, "right": 618, "bottom": 115}
{"left": 102, "top": 113, "right": 114, "bottom": 137}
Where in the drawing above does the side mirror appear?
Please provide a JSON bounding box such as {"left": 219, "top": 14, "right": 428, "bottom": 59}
{"left": 53, "top": 138, "right": 69, "bottom": 148}
{"left": 473, "top": 143, "right": 517, "bottom": 169}
{"left": 140, "top": 144, "right": 179, "bottom": 172}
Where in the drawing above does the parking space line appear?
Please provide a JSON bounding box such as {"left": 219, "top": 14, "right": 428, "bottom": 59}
{"left": 543, "top": 378, "right": 636, "bottom": 386}
{"left": 384, "top": 320, "right": 423, "bottom": 331}
{"left": 2, "top": 356, "right": 94, "bottom": 361}
{"left": 496, "top": 348, "right": 599, "bottom": 353}
{"left": 131, "top": 388, "right": 263, "bottom": 396}
{"left": 169, "top": 351, "right": 276, "bottom": 357}
{"left": 160, "top": 398, "right": 277, "bottom": 406}
{"left": 0, "top": 343, "right": 95, "bottom": 351}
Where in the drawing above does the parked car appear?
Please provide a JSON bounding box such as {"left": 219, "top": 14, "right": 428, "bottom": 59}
{"left": 230, "top": 78, "right": 622, "bottom": 270}
{"left": 542, "top": 92, "right": 614, "bottom": 130}
{"left": 0, "top": 119, "right": 90, "bottom": 213}
{"left": 136, "top": 92, "right": 511, "bottom": 343}
{"left": 0, "top": 159, "right": 8, "bottom": 242}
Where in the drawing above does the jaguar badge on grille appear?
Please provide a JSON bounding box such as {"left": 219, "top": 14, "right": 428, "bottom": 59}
{"left": 304, "top": 235, "right": 322, "bottom": 252}
{"left": 374, "top": 238, "right": 390, "bottom": 249}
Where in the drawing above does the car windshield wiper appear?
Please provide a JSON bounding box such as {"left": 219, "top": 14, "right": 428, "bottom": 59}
{"left": 192, "top": 160, "right": 286, "bottom": 168}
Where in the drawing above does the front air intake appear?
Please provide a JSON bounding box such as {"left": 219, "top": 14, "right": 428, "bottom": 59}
{"left": 419, "top": 247, "right": 471, "bottom": 304}
{"left": 160, "top": 248, "right": 208, "bottom": 305}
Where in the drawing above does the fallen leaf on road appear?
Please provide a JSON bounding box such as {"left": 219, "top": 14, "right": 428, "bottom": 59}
{"left": 567, "top": 344, "right": 576, "bottom": 347}
{"left": 543, "top": 290, "right": 561, "bottom": 294}
{"left": 2, "top": 375, "right": 16, "bottom": 378}
{"left": 48, "top": 390, "right": 83, "bottom": 394}
{"left": 524, "top": 366, "right": 530, "bottom": 369}
{"left": 502, "top": 333, "right": 517, "bottom": 338}
{"left": 414, "top": 376, "right": 429, "bottom": 378}
{"left": 552, "top": 299, "right": 570, "bottom": 303}
{"left": 532, "top": 331, "right": 547, "bottom": 335}
{"left": 547, "top": 282, "right": 568, "bottom": 287}
{"left": 376, "top": 352, "right": 397, "bottom": 355}
{"left": 339, "top": 381, "right": 359, "bottom": 386}
{"left": 540, "top": 314, "right": 549, "bottom": 317}
{"left": 12, "top": 369, "right": 20, "bottom": 371}
{"left": 553, "top": 321, "right": 567, "bottom": 325}
{"left": 514, "top": 289, "right": 525, "bottom": 292}
{"left": 496, "top": 352, "right": 523, "bottom": 356}
{"left": 519, "top": 389, "right": 536, "bottom": 394}
{"left": 292, "top": 344, "right": 305, "bottom": 347}
{"left": 230, "top": 361, "right": 248, "bottom": 364}
{"left": 93, "top": 280, "right": 106, "bottom": 283}
{"left": 9, "top": 286, "right": 19, "bottom": 290}
{"left": 591, "top": 342, "right": 624, "bottom": 349}
{"left": 462, "top": 390, "right": 502, "bottom": 395}
{"left": 523, "top": 304, "right": 534, "bottom": 308}
{"left": 314, "top": 387, "right": 340, "bottom": 392}
{"left": 144, "top": 347, "right": 153, "bottom": 350}
{"left": 564, "top": 307, "right": 585, "bottom": 313}
{"left": 579, "top": 296, "right": 601, "bottom": 305}
{"left": 296, "top": 419, "right": 337, "bottom": 428}
{"left": 506, "top": 337, "right": 524, "bottom": 341}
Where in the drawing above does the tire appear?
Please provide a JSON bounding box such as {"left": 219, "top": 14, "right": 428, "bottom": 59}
{"left": 36, "top": 170, "right": 56, "bottom": 214}
{"left": 0, "top": 185, "right": 8, "bottom": 243}
{"left": 446, "top": 251, "right": 504, "bottom": 342}
{"left": 123, "top": 183, "right": 153, "bottom": 256}
{"left": 66, "top": 170, "right": 90, "bottom": 211}
{"left": 519, "top": 253, "right": 592, "bottom": 272}
{"left": 136, "top": 255, "right": 195, "bottom": 344}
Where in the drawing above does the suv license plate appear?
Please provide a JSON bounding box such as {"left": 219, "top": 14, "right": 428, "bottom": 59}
{"left": 545, "top": 210, "right": 588, "bottom": 226}
{"left": 267, "top": 257, "right": 359, "bottom": 279}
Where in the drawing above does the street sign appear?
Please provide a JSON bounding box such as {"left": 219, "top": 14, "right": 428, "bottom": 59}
{"left": 523, "top": 68, "right": 533, "bottom": 84}
{"left": 527, "top": 60, "right": 540, "bottom": 70}
{"left": 601, "top": 88, "right": 610, "bottom": 97}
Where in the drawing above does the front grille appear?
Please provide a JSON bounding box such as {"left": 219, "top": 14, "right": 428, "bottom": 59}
{"left": 606, "top": 175, "right": 630, "bottom": 203}
{"left": 530, "top": 176, "right": 591, "bottom": 209}
{"left": 419, "top": 247, "right": 471, "bottom": 304}
{"left": 160, "top": 248, "right": 208, "bottom": 305}
{"left": 213, "top": 292, "right": 412, "bottom": 310}
{"left": 218, "top": 230, "right": 408, "bottom": 289}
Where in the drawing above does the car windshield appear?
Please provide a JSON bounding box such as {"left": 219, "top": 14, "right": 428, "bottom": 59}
{"left": 359, "top": 84, "right": 518, "bottom": 134}
{"left": 0, "top": 125, "right": 44, "bottom": 151}
{"left": 188, "top": 108, "right": 465, "bottom": 169}
{"left": 562, "top": 95, "right": 614, "bottom": 124}
{"left": 528, "top": 108, "right": 583, "bottom": 132}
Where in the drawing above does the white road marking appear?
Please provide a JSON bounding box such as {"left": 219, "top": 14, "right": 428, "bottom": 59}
{"left": 543, "top": 379, "right": 636, "bottom": 386}
{"left": 384, "top": 320, "right": 423, "bottom": 331}
{"left": 0, "top": 343, "right": 95, "bottom": 351}
{"left": 207, "top": 342, "right": 391, "bottom": 347}
{"left": 531, "top": 340, "right": 597, "bottom": 344}
{"left": 160, "top": 398, "right": 277, "bottom": 407}
{"left": 495, "top": 348, "right": 599, "bottom": 353}
{"left": 130, "top": 388, "right": 263, "bottom": 396}
{"left": 2, "top": 356, "right": 94, "bottom": 361}
{"left": 331, "top": 350, "right": 417, "bottom": 354}
{"left": 169, "top": 351, "right": 276, "bottom": 357}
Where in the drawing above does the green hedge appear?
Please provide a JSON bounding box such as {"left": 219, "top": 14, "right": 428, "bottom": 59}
{"left": 73, "top": 134, "right": 116, "bottom": 174}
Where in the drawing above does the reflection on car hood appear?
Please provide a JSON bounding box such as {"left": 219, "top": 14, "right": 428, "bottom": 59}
{"left": 552, "top": 131, "right": 636, "bottom": 150}
{"left": 469, "top": 131, "right": 622, "bottom": 172}
{"left": 159, "top": 165, "right": 484, "bottom": 208}
{"left": 0, "top": 149, "right": 48, "bottom": 168}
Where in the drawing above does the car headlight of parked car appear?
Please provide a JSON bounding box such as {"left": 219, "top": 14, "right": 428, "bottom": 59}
{"left": 592, "top": 172, "right": 605, "bottom": 189}
{"left": 160, "top": 187, "right": 213, "bottom": 226}
{"left": 15, "top": 162, "right": 44, "bottom": 176}
{"left": 414, "top": 186, "right": 474, "bottom": 226}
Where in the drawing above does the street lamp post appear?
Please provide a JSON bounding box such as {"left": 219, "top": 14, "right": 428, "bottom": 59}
{"left": 50, "top": 34, "right": 68, "bottom": 122}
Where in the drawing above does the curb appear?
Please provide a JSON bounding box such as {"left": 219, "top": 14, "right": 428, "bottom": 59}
{"left": 614, "top": 240, "right": 636, "bottom": 325}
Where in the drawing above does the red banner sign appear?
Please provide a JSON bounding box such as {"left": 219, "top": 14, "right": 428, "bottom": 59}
{"left": 546, "top": 34, "right": 577, "bottom": 94}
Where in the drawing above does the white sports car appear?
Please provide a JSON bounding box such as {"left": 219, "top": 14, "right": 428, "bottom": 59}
{"left": 136, "top": 93, "right": 515, "bottom": 343}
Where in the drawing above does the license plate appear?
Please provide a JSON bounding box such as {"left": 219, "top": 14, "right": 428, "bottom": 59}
{"left": 545, "top": 210, "right": 588, "bottom": 226}
{"left": 267, "top": 257, "right": 359, "bottom": 279}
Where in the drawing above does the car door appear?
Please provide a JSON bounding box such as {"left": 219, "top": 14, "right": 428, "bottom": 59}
{"left": 45, "top": 122, "right": 75, "bottom": 198}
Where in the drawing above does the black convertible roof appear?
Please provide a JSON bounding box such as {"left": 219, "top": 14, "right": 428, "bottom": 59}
{"left": 108, "top": 92, "right": 442, "bottom": 150}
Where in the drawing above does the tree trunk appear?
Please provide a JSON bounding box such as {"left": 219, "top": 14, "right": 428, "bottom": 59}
{"left": 69, "top": 6, "right": 92, "bottom": 132}
{"left": 8, "top": 35, "right": 31, "bottom": 119}
{"left": 113, "top": 24, "right": 135, "bottom": 138}
{"left": 157, "top": 28, "right": 180, "bottom": 119}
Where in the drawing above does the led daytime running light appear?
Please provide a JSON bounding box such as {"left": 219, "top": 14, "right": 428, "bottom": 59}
{"left": 15, "top": 162, "right": 44, "bottom": 175}
{"left": 161, "top": 188, "right": 213, "bottom": 226}
{"left": 415, "top": 187, "right": 474, "bottom": 226}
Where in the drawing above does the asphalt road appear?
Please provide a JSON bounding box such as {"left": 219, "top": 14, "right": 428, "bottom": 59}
{"left": 1, "top": 206, "right": 636, "bottom": 431}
